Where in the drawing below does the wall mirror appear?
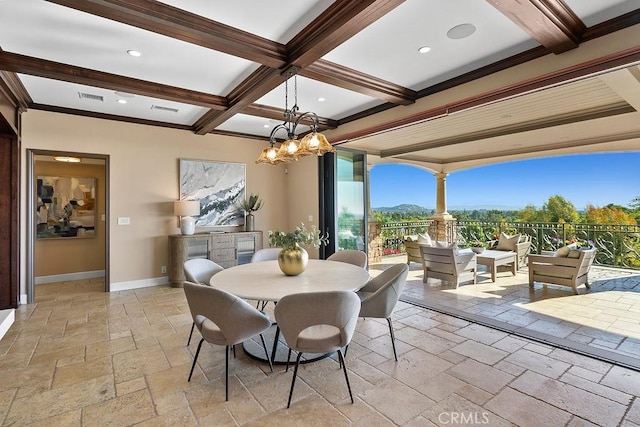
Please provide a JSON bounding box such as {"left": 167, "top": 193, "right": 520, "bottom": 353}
{"left": 37, "top": 175, "right": 96, "bottom": 239}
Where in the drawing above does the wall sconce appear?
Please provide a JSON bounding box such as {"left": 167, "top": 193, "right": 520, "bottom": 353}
{"left": 174, "top": 200, "right": 200, "bottom": 235}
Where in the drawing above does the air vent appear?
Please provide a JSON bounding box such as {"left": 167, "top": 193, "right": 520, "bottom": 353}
{"left": 77, "top": 92, "right": 104, "bottom": 102}
{"left": 151, "top": 105, "right": 179, "bottom": 113}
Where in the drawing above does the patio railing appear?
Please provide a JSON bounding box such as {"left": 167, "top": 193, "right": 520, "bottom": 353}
{"left": 380, "top": 220, "right": 436, "bottom": 256}
{"left": 376, "top": 220, "right": 640, "bottom": 269}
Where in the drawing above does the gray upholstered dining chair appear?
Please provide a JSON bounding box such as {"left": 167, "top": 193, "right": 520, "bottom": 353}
{"left": 274, "top": 290, "right": 361, "bottom": 408}
{"left": 183, "top": 281, "right": 273, "bottom": 401}
{"left": 356, "top": 263, "right": 409, "bottom": 361}
{"left": 183, "top": 259, "right": 224, "bottom": 345}
{"left": 327, "top": 250, "right": 368, "bottom": 268}
{"left": 250, "top": 247, "right": 282, "bottom": 263}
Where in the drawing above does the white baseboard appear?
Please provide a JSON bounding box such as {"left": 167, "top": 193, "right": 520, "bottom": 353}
{"left": 20, "top": 294, "right": 27, "bottom": 305}
{"left": 0, "top": 309, "right": 15, "bottom": 341}
{"left": 110, "top": 276, "right": 169, "bottom": 292}
{"left": 35, "top": 270, "right": 106, "bottom": 285}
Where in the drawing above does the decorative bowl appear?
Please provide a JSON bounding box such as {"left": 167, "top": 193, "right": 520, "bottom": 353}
{"left": 470, "top": 247, "right": 485, "bottom": 254}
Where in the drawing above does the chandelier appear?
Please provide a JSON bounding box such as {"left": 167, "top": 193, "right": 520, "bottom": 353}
{"left": 256, "top": 73, "right": 335, "bottom": 165}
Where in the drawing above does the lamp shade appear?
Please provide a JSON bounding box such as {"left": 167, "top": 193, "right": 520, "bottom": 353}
{"left": 174, "top": 200, "right": 200, "bottom": 217}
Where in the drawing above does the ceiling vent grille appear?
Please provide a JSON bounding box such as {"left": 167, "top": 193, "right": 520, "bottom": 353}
{"left": 77, "top": 92, "right": 104, "bottom": 102}
{"left": 151, "top": 105, "right": 179, "bottom": 113}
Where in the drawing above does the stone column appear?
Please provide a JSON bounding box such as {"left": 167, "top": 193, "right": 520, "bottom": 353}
{"left": 430, "top": 172, "right": 456, "bottom": 243}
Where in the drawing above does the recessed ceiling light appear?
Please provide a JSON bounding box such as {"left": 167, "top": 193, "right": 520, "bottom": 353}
{"left": 127, "top": 50, "right": 142, "bottom": 57}
{"left": 418, "top": 46, "right": 431, "bottom": 54}
{"left": 447, "top": 23, "right": 476, "bottom": 40}
{"left": 117, "top": 99, "right": 127, "bottom": 104}
{"left": 263, "top": 124, "right": 270, "bottom": 128}
{"left": 317, "top": 97, "right": 325, "bottom": 102}
{"left": 53, "top": 156, "right": 82, "bottom": 163}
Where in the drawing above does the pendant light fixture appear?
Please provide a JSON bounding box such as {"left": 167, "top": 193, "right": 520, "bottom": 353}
{"left": 256, "top": 71, "right": 334, "bottom": 165}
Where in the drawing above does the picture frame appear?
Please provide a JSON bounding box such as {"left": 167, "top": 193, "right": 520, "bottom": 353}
{"left": 36, "top": 175, "right": 97, "bottom": 239}
{"left": 179, "top": 159, "right": 246, "bottom": 228}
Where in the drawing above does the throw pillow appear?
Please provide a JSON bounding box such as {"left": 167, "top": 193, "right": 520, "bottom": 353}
{"left": 417, "top": 233, "right": 432, "bottom": 246}
{"left": 567, "top": 250, "right": 581, "bottom": 258}
{"left": 554, "top": 243, "right": 577, "bottom": 257}
{"left": 496, "top": 233, "right": 519, "bottom": 251}
{"left": 436, "top": 240, "right": 458, "bottom": 254}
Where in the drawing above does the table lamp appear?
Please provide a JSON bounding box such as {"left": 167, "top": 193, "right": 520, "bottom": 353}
{"left": 174, "top": 200, "right": 200, "bottom": 235}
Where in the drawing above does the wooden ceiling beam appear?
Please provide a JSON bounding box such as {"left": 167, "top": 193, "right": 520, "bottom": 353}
{"left": 0, "top": 71, "right": 31, "bottom": 110}
{"left": 193, "top": 0, "right": 405, "bottom": 135}
{"left": 243, "top": 103, "right": 338, "bottom": 130}
{"left": 286, "top": 0, "right": 405, "bottom": 67}
{"left": 302, "top": 60, "right": 415, "bottom": 105}
{"left": 486, "top": 0, "right": 586, "bottom": 54}
{"left": 45, "top": 0, "right": 287, "bottom": 68}
{"left": 0, "top": 51, "right": 228, "bottom": 110}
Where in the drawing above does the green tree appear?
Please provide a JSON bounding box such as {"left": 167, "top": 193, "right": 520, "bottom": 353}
{"left": 542, "top": 195, "right": 580, "bottom": 223}
{"left": 517, "top": 204, "right": 540, "bottom": 222}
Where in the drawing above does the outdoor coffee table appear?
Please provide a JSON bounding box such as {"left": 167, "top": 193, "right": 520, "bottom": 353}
{"left": 475, "top": 250, "right": 516, "bottom": 282}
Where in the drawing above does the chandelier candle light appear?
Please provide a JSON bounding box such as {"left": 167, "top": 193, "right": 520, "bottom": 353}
{"left": 256, "top": 72, "right": 335, "bottom": 165}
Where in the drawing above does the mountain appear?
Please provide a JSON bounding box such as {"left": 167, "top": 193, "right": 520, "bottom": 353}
{"left": 373, "top": 204, "right": 523, "bottom": 212}
{"left": 373, "top": 204, "right": 433, "bottom": 214}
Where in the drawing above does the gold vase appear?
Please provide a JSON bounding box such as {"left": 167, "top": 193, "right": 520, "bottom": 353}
{"left": 277, "top": 245, "right": 309, "bottom": 276}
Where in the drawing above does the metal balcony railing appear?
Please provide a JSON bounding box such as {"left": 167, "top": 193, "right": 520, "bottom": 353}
{"left": 375, "top": 220, "right": 640, "bottom": 269}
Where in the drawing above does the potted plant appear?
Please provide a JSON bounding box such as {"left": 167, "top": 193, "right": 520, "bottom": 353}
{"left": 468, "top": 239, "right": 487, "bottom": 254}
{"left": 268, "top": 223, "right": 328, "bottom": 275}
{"left": 241, "top": 193, "right": 263, "bottom": 232}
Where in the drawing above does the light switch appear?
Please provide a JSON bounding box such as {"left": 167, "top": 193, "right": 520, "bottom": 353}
{"left": 101, "top": 214, "right": 106, "bottom": 221}
{"left": 117, "top": 217, "right": 130, "bottom": 225}
{"left": 308, "top": 215, "right": 313, "bottom": 222}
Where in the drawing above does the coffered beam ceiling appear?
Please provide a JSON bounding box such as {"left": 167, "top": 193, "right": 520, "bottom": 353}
{"left": 2, "top": 0, "right": 637, "bottom": 143}
{"left": 192, "top": 0, "right": 406, "bottom": 134}
{"left": 44, "top": 0, "right": 408, "bottom": 134}
{"left": 486, "top": 0, "right": 586, "bottom": 54}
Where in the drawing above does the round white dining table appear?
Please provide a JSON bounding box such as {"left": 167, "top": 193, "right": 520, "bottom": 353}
{"left": 209, "top": 259, "right": 370, "bottom": 301}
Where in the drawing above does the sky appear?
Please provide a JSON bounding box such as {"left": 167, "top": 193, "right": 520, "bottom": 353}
{"left": 370, "top": 152, "right": 640, "bottom": 210}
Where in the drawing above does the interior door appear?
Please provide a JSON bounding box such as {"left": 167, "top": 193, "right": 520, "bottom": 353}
{"left": 319, "top": 148, "right": 368, "bottom": 258}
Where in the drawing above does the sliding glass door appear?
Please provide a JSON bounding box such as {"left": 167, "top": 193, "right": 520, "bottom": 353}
{"left": 319, "top": 148, "right": 368, "bottom": 258}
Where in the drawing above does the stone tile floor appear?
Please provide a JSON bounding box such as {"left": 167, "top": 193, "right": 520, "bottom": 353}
{"left": 0, "top": 273, "right": 639, "bottom": 426}
{"left": 375, "top": 255, "right": 640, "bottom": 371}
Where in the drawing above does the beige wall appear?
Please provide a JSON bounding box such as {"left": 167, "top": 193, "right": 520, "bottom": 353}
{"left": 21, "top": 110, "right": 319, "bottom": 293}
{"left": 34, "top": 160, "right": 106, "bottom": 276}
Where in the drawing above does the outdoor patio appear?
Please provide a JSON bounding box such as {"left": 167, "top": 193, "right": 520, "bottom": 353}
{"left": 371, "top": 255, "right": 640, "bottom": 371}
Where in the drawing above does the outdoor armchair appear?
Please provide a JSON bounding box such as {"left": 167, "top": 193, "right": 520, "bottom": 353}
{"left": 528, "top": 247, "right": 597, "bottom": 294}
{"left": 403, "top": 233, "right": 433, "bottom": 265}
{"left": 487, "top": 233, "right": 532, "bottom": 270}
{"left": 420, "top": 245, "right": 477, "bottom": 288}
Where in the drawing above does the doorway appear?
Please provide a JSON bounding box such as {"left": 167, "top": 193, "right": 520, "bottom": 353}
{"left": 319, "top": 148, "right": 368, "bottom": 258}
{"left": 26, "top": 150, "right": 110, "bottom": 303}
